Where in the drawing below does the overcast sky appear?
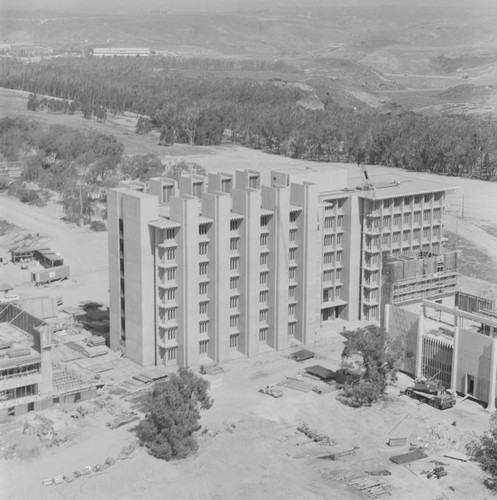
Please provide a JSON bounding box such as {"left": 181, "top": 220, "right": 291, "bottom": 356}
{"left": 2, "top": 0, "right": 489, "bottom": 15}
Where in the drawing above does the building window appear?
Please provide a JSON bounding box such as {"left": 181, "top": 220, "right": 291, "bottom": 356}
{"left": 199, "top": 223, "right": 209, "bottom": 235}
{"left": 393, "top": 214, "right": 401, "bottom": 226}
{"left": 230, "top": 219, "right": 241, "bottom": 232}
{"left": 259, "top": 290, "right": 268, "bottom": 303}
{"left": 414, "top": 211, "right": 421, "bottom": 224}
{"left": 413, "top": 228, "right": 420, "bottom": 241}
{"left": 260, "top": 253, "right": 268, "bottom": 266}
{"left": 433, "top": 226, "right": 440, "bottom": 238}
{"left": 166, "top": 308, "right": 176, "bottom": 320}
{"left": 289, "top": 248, "right": 297, "bottom": 261}
{"left": 230, "top": 257, "right": 239, "bottom": 270}
{"left": 323, "top": 287, "right": 334, "bottom": 302}
{"left": 199, "top": 263, "right": 208, "bottom": 275}
{"left": 259, "top": 309, "right": 268, "bottom": 323}
{"left": 403, "top": 213, "right": 410, "bottom": 224}
{"left": 336, "top": 269, "right": 342, "bottom": 283}
{"left": 289, "top": 229, "right": 297, "bottom": 242}
{"left": 166, "top": 328, "right": 177, "bottom": 340}
{"left": 288, "top": 323, "right": 296, "bottom": 337}
{"left": 424, "top": 194, "right": 432, "bottom": 203}
{"left": 165, "top": 347, "right": 177, "bottom": 363}
{"left": 324, "top": 217, "right": 334, "bottom": 229}
{"left": 199, "top": 321, "right": 209, "bottom": 334}
{"left": 229, "top": 334, "right": 239, "bottom": 350}
{"left": 260, "top": 214, "right": 271, "bottom": 227}
{"left": 165, "top": 228, "right": 176, "bottom": 240}
{"left": 230, "top": 277, "right": 239, "bottom": 290}
{"left": 336, "top": 251, "right": 342, "bottom": 264}
{"left": 260, "top": 272, "right": 268, "bottom": 285}
{"left": 199, "top": 282, "right": 208, "bottom": 295}
{"left": 423, "top": 227, "right": 430, "bottom": 240}
{"left": 230, "top": 238, "right": 238, "bottom": 251}
{"left": 199, "top": 340, "right": 209, "bottom": 356}
{"left": 259, "top": 327, "right": 268, "bottom": 343}
{"left": 289, "top": 286, "right": 296, "bottom": 298}
{"left": 414, "top": 195, "right": 422, "bottom": 205}
{"left": 288, "top": 268, "right": 296, "bottom": 280}
{"left": 230, "top": 315, "right": 239, "bottom": 328}
{"left": 260, "top": 234, "right": 268, "bottom": 246}
{"left": 433, "top": 208, "right": 441, "bottom": 220}
{"left": 289, "top": 211, "right": 300, "bottom": 223}
{"left": 230, "top": 296, "right": 239, "bottom": 309}
{"left": 392, "top": 232, "right": 400, "bottom": 244}
{"left": 288, "top": 304, "right": 296, "bottom": 316}
{"left": 335, "top": 286, "right": 341, "bottom": 299}
{"left": 383, "top": 216, "right": 391, "bottom": 228}
{"left": 166, "top": 248, "right": 176, "bottom": 260}
{"left": 199, "top": 242, "right": 208, "bottom": 255}
{"left": 382, "top": 234, "right": 390, "bottom": 246}
{"left": 199, "top": 302, "right": 208, "bottom": 315}
{"left": 166, "top": 268, "right": 176, "bottom": 280}
{"left": 394, "top": 198, "right": 402, "bottom": 208}
{"left": 324, "top": 234, "right": 335, "bottom": 247}
{"left": 423, "top": 210, "right": 431, "bottom": 222}
{"left": 166, "top": 288, "right": 176, "bottom": 301}
{"left": 336, "top": 234, "right": 343, "bottom": 246}
{"left": 337, "top": 216, "right": 343, "bottom": 228}
{"left": 323, "top": 270, "right": 334, "bottom": 282}
{"left": 323, "top": 252, "right": 334, "bottom": 265}
{"left": 403, "top": 231, "right": 410, "bottom": 242}
{"left": 383, "top": 199, "right": 391, "bottom": 210}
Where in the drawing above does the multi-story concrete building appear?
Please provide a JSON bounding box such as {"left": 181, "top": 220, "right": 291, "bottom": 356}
{"left": 108, "top": 165, "right": 455, "bottom": 369}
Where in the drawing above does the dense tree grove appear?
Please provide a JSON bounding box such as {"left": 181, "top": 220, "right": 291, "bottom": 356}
{"left": 0, "top": 117, "right": 123, "bottom": 219}
{"left": 339, "top": 326, "right": 404, "bottom": 407}
{"left": 136, "top": 368, "right": 213, "bottom": 461}
{"left": 1, "top": 57, "right": 497, "bottom": 180}
{"left": 467, "top": 413, "right": 497, "bottom": 492}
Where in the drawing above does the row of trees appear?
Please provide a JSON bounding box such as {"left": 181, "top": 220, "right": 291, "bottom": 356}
{"left": 2, "top": 56, "right": 497, "bottom": 180}
{"left": 0, "top": 117, "right": 205, "bottom": 223}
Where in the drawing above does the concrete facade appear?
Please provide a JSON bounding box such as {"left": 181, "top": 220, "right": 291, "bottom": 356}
{"left": 109, "top": 166, "right": 454, "bottom": 369}
{"left": 386, "top": 301, "right": 497, "bottom": 410}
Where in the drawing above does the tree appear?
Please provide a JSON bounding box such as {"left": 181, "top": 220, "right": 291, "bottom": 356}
{"left": 136, "top": 368, "right": 213, "bottom": 461}
{"left": 339, "top": 326, "right": 404, "bottom": 407}
{"left": 467, "top": 412, "right": 497, "bottom": 492}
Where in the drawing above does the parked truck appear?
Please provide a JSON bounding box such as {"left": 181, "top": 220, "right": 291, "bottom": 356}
{"left": 404, "top": 377, "right": 456, "bottom": 410}
{"left": 31, "top": 265, "right": 70, "bottom": 286}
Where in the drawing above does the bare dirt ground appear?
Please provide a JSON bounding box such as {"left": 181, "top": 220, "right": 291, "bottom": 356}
{"left": 0, "top": 330, "right": 493, "bottom": 500}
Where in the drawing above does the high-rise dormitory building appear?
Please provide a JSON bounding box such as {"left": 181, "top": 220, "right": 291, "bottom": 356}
{"left": 108, "top": 164, "right": 456, "bottom": 369}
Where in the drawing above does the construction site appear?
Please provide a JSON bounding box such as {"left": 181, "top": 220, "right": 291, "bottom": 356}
{"left": 0, "top": 155, "right": 497, "bottom": 498}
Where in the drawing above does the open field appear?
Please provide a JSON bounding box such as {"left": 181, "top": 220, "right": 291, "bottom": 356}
{"left": 0, "top": 326, "right": 493, "bottom": 500}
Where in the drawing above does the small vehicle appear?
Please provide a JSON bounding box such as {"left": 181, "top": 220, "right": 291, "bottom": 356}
{"left": 404, "top": 377, "right": 456, "bottom": 410}
{"left": 259, "top": 384, "right": 283, "bottom": 398}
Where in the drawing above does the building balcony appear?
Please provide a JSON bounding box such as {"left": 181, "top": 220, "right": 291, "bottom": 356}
{"left": 157, "top": 320, "right": 178, "bottom": 329}
{"left": 363, "top": 281, "right": 379, "bottom": 288}
{"left": 0, "top": 373, "right": 42, "bottom": 392}
{"left": 157, "top": 338, "right": 179, "bottom": 348}
{"left": 158, "top": 260, "right": 178, "bottom": 269}
{"left": 158, "top": 281, "right": 178, "bottom": 289}
{"left": 362, "top": 296, "right": 379, "bottom": 306}
{"left": 158, "top": 299, "right": 178, "bottom": 309}
{"left": 158, "top": 241, "right": 178, "bottom": 249}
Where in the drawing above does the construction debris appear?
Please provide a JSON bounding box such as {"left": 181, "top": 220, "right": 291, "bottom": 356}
{"left": 297, "top": 422, "right": 335, "bottom": 446}
{"left": 318, "top": 446, "right": 359, "bottom": 460}
{"left": 390, "top": 450, "right": 428, "bottom": 465}
{"left": 289, "top": 349, "right": 315, "bottom": 362}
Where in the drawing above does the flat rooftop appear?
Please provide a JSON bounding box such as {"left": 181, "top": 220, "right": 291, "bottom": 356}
{"left": 0, "top": 322, "right": 29, "bottom": 347}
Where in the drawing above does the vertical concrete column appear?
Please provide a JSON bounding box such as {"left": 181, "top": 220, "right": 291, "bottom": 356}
{"left": 202, "top": 191, "right": 231, "bottom": 363}
{"left": 450, "top": 326, "right": 460, "bottom": 392}
{"left": 415, "top": 312, "right": 424, "bottom": 378}
{"left": 384, "top": 304, "right": 391, "bottom": 333}
{"left": 233, "top": 188, "right": 261, "bottom": 358}
{"left": 290, "top": 182, "right": 319, "bottom": 345}
{"left": 487, "top": 338, "right": 497, "bottom": 412}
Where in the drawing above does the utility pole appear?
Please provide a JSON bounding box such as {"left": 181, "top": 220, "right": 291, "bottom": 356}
{"left": 461, "top": 195, "right": 465, "bottom": 219}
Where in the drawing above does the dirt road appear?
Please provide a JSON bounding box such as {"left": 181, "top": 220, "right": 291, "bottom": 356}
{"left": 0, "top": 193, "right": 109, "bottom": 306}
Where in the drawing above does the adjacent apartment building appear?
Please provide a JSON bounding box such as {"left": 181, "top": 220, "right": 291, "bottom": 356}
{"left": 108, "top": 165, "right": 456, "bottom": 369}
